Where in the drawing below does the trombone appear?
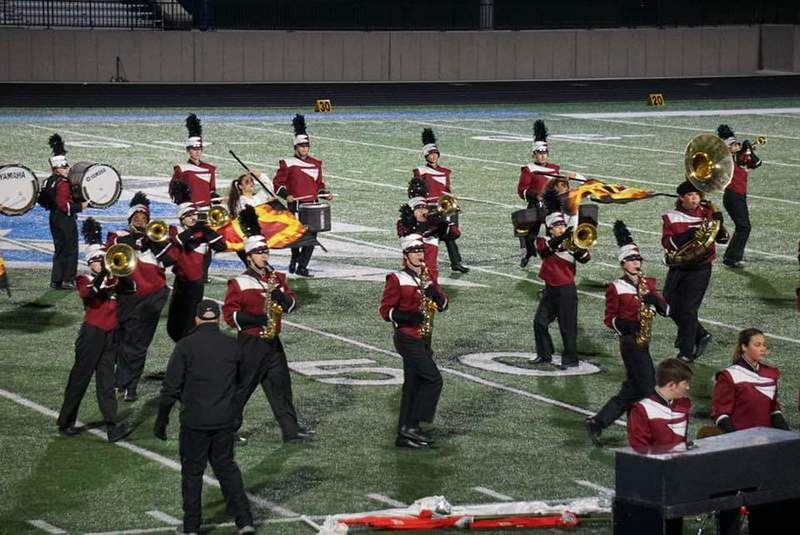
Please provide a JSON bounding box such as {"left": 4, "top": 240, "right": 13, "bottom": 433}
{"left": 104, "top": 243, "right": 137, "bottom": 277}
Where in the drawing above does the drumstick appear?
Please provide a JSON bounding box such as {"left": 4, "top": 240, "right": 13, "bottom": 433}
{"left": 229, "top": 150, "right": 273, "bottom": 194}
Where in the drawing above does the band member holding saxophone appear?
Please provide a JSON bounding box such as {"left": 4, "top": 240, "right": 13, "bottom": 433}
{"left": 661, "top": 181, "right": 727, "bottom": 363}
{"left": 273, "top": 114, "right": 332, "bottom": 277}
{"left": 532, "top": 191, "right": 590, "bottom": 369}
{"left": 222, "top": 206, "right": 312, "bottom": 443}
{"left": 413, "top": 128, "right": 468, "bottom": 273}
{"left": 106, "top": 192, "right": 174, "bottom": 402}
{"left": 379, "top": 234, "right": 448, "bottom": 448}
{"left": 57, "top": 218, "right": 133, "bottom": 443}
{"left": 718, "top": 124, "right": 762, "bottom": 269}
{"left": 586, "top": 221, "right": 669, "bottom": 447}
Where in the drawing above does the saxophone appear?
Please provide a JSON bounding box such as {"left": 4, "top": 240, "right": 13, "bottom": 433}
{"left": 259, "top": 270, "right": 284, "bottom": 340}
{"left": 664, "top": 201, "right": 722, "bottom": 266}
{"left": 418, "top": 264, "right": 438, "bottom": 339}
{"left": 635, "top": 271, "right": 655, "bottom": 347}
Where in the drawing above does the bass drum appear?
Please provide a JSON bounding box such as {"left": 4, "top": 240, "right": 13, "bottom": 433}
{"left": 68, "top": 161, "right": 122, "bottom": 208}
{"left": 0, "top": 163, "right": 39, "bottom": 216}
{"left": 298, "top": 202, "right": 331, "bottom": 232}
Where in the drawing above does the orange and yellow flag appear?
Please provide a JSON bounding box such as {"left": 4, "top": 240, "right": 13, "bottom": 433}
{"left": 217, "top": 203, "right": 307, "bottom": 251}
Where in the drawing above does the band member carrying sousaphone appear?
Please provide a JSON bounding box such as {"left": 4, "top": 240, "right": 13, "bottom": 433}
{"left": 273, "top": 114, "right": 332, "bottom": 277}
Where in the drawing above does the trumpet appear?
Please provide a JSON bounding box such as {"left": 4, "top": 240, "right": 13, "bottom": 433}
{"left": 563, "top": 222, "right": 597, "bottom": 252}
{"left": 104, "top": 243, "right": 137, "bottom": 277}
{"left": 431, "top": 194, "right": 461, "bottom": 217}
{"left": 199, "top": 205, "right": 230, "bottom": 229}
{"left": 145, "top": 220, "right": 169, "bottom": 243}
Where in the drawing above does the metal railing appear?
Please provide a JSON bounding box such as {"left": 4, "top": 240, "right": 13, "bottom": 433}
{"left": 0, "top": 0, "right": 191, "bottom": 29}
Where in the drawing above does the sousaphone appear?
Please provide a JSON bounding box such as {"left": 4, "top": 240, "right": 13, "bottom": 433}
{"left": 684, "top": 134, "right": 734, "bottom": 193}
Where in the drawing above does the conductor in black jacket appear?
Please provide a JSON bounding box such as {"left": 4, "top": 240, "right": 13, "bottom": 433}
{"left": 154, "top": 300, "right": 255, "bottom": 535}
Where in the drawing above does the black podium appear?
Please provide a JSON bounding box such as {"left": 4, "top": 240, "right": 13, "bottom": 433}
{"left": 613, "top": 427, "right": 800, "bottom": 535}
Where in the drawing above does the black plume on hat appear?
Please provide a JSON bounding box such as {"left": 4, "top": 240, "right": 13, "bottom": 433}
{"left": 407, "top": 176, "right": 428, "bottom": 199}
{"left": 169, "top": 180, "right": 191, "bottom": 205}
{"left": 717, "top": 124, "right": 735, "bottom": 140}
{"left": 543, "top": 188, "right": 561, "bottom": 215}
{"left": 533, "top": 120, "right": 548, "bottom": 142}
{"left": 48, "top": 133, "right": 67, "bottom": 156}
{"left": 292, "top": 114, "right": 307, "bottom": 136}
{"left": 82, "top": 218, "right": 103, "bottom": 245}
{"left": 129, "top": 191, "right": 150, "bottom": 208}
{"left": 613, "top": 220, "right": 634, "bottom": 247}
{"left": 422, "top": 128, "right": 437, "bottom": 146}
{"left": 676, "top": 180, "right": 701, "bottom": 196}
{"left": 185, "top": 113, "right": 202, "bottom": 138}
{"left": 238, "top": 205, "right": 261, "bottom": 238}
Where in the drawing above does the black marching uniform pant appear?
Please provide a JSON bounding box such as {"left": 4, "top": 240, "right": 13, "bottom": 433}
{"left": 520, "top": 223, "right": 542, "bottom": 259}
{"left": 393, "top": 331, "right": 443, "bottom": 430}
{"left": 593, "top": 334, "right": 655, "bottom": 429}
{"left": 48, "top": 209, "right": 78, "bottom": 286}
{"left": 57, "top": 324, "right": 118, "bottom": 429}
{"left": 167, "top": 279, "right": 205, "bottom": 343}
{"left": 722, "top": 190, "right": 750, "bottom": 264}
{"left": 663, "top": 263, "right": 711, "bottom": 358}
{"left": 237, "top": 334, "right": 301, "bottom": 439}
{"left": 115, "top": 287, "right": 168, "bottom": 393}
{"left": 179, "top": 426, "right": 253, "bottom": 533}
{"left": 290, "top": 232, "right": 317, "bottom": 271}
{"left": 534, "top": 283, "right": 579, "bottom": 366}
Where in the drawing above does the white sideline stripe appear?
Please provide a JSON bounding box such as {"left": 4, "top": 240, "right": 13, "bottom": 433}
{"left": 145, "top": 511, "right": 180, "bottom": 526}
{"left": 365, "top": 493, "right": 407, "bottom": 508}
{"left": 27, "top": 520, "right": 66, "bottom": 534}
{"left": 85, "top": 516, "right": 310, "bottom": 535}
{"left": 0, "top": 388, "right": 299, "bottom": 519}
{"left": 574, "top": 479, "right": 615, "bottom": 495}
{"left": 300, "top": 515, "right": 322, "bottom": 531}
{"left": 556, "top": 107, "right": 800, "bottom": 119}
{"left": 472, "top": 487, "right": 514, "bottom": 501}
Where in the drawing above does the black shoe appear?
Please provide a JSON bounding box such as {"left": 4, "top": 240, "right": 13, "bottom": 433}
{"left": 693, "top": 333, "right": 713, "bottom": 360}
{"left": 395, "top": 435, "right": 429, "bottom": 448}
{"left": 295, "top": 267, "right": 313, "bottom": 277}
{"left": 559, "top": 360, "right": 579, "bottom": 370}
{"left": 58, "top": 426, "right": 81, "bottom": 437}
{"left": 283, "top": 430, "right": 314, "bottom": 443}
{"left": 124, "top": 389, "right": 138, "bottom": 402}
{"left": 399, "top": 425, "right": 433, "bottom": 444}
{"left": 531, "top": 355, "right": 552, "bottom": 365}
{"left": 288, "top": 262, "right": 297, "bottom": 274}
{"left": 520, "top": 255, "right": 531, "bottom": 268}
{"left": 298, "top": 424, "right": 315, "bottom": 435}
{"left": 723, "top": 260, "right": 745, "bottom": 269}
{"left": 676, "top": 354, "right": 695, "bottom": 364}
{"left": 107, "top": 423, "right": 133, "bottom": 443}
{"left": 60, "top": 281, "right": 76, "bottom": 290}
{"left": 586, "top": 418, "right": 603, "bottom": 447}
{"left": 237, "top": 526, "right": 256, "bottom": 535}
{"left": 451, "top": 264, "right": 470, "bottom": 274}
{"left": 50, "top": 282, "right": 62, "bottom": 290}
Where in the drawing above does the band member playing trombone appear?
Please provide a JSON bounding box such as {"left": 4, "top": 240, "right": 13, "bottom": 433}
{"left": 273, "top": 114, "right": 332, "bottom": 277}
{"left": 532, "top": 191, "right": 590, "bottom": 369}
{"left": 718, "top": 124, "right": 762, "bottom": 269}
{"left": 586, "top": 221, "right": 669, "bottom": 447}
{"left": 222, "top": 207, "right": 312, "bottom": 443}
{"left": 413, "top": 128, "right": 468, "bottom": 274}
{"left": 106, "top": 192, "right": 174, "bottom": 402}
{"left": 57, "top": 218, "right": 133, "bottom": 442}
{"left": 379, "top": 234, "right": 448, "bottom": 448}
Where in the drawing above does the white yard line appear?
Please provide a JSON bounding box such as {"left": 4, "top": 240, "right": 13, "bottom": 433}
{"left": 84, "top": 516, "right": 310, "bottom": 535}
{"left": 144, "top": 511, "right": 180, "bottom": 526}
{"left": 0, "top": 388, "right": 299, "bottom": 519}
{"left": 573, "top": 479, "right": 615, "bottom": 495}
{"left": 472, "top": 487, "right": 514, "bottom": 501}
{"left": 27, "top": 520, "right": 67, "bottom": 534}
{"left": 556, "top": 107, "right": 800, "bottom": 119}
{"left": 365, "top": 494, "right": 407, "bottom": 508}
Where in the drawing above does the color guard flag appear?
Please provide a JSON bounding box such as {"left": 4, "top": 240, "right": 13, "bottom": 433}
{"left": 567, "top": 178, "right": 662, "bottom": 214}
{"left": 217, "top": 202, "right": 307, "bottom": 251}
{"left": 0, "top": 249, "right": 10, "bottom": 297}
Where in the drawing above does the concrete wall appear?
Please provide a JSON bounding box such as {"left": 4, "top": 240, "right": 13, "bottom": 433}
{"left": 0, "top": 25, "right": 783, "bottom": 83}
{"left": 761, "top": 24, "right": 800, "bottom": 73}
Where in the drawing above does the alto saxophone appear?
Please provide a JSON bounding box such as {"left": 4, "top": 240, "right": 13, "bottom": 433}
{"left": 635, "top": 271, "right": 655, "bottom": 347}
{"left": 418, "top": 264, "right": 438, "bottom": 339}
{"left": 259, "top": 270, "right": 284, "bottom": 340}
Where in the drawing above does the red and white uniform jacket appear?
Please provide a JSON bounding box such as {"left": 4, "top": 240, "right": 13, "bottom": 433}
{"left": 76, "top": 273, "right": 118, "bottom": 332}
{"left": 170, "top": 160, "right": 217, "bottom": 206}
{"left": 273, "top": 156, "right": 325, "bottom": 204}
{"left": 517, "top": 162, "right": 558, "bottom": 203}
{"left": 627, "top": 393, "right": 691, "bottom": 453}
{"left": 222, "top": 270, "right": 297, "bottom": 338}
{"left": 106, "top": 230, "right": 171, "bottom": 296}
{"left": 661, "top": 204, "right": 717, "bottom": 265}
{"left": 413, "top": 164, "right": 451, "bottom": 204}
{"left": 52, "top": 176, "right": 82, "bottom": 216}
{"left": 535, "top": 237, "right": 589, "bottom": 287}
{"left": 168, "top": 225, "right": 224, "bottom": 283}
{"left": 379, "top": 268, "right": 448, "bottom": 339}
{"left": 726, "top": 165, "right": 749, "bottom": 196}
{"left": 711, "top": 359, "right": 782, "bottom": 431}
{"left": 604, "top": 276, "right": 668, "bottom": 335}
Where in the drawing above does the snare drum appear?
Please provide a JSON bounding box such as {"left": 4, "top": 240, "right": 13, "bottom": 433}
{"left": 298, "top": 202, "right": 331, "bottom": 233}
{"left": 0, "top": 163, "right": 39, "bottom": 216}
{"left": 511, "top": 207, "right": 544, "bottom": 236}
{"left": 68, "top": 161, "right": 122, "bottom": 208}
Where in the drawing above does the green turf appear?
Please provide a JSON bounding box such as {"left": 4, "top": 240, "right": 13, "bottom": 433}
{"left": 1, "top": 97, "right": 799, "bottom": 534}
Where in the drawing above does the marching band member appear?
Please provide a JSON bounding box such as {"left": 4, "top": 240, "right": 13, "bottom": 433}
{"left": 516, "top": 120, "right": 557, "bottom": 268}
{"left": 718, "top": 124, "right": 761, "bottom": 269}
{"left": 273, "top": 114, "right": 331, "bottom": 277}
{"left": 413, "top": 128, "right": 468, "bottom": 274}
{"left": 41, "top": 134, "right": 87, "bottom": 290}
{"left": 57, "top": 218, "right": 132, "bottom": 442}
{"left": 226, "top": 172, "right": 274, "bottom": 218}
{"left": 166, "top": 183, "right": 227, "bottom": 343}
{"left": 626, "top": 358, "right": 693, "bottom": 454}
{"left": 379, "top": 234, "right": 448, "bottom": 448}
{"left": 222, "top": 206, "right": 312, "bottom": 443}
{"left": 532, "top": 191, "right": 590, "bottom": 369}
{"left": 170, "top": 113, "right": 218, "bottom": 207}
{"left": 586, "top": 221, "right": 669, "bottom": 446}
{"left": 106, "top": 192, "right": 174, "bottom": 402}
{"left": 711, "top": 328, "right": 789, "bottom": 433}
{"left": 661, "top": 181, "right": 727, "bottom": 363}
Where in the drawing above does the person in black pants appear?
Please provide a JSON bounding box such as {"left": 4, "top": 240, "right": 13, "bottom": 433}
{"left": 154, "top": 300, "right": 255, "bottom": 535}
{"left": 586, "top": 221, "right": 669, "bottom": 446}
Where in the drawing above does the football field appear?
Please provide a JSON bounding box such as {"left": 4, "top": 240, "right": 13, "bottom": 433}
{"left": 1, "top": 97, "right": 799, "bottom": 534}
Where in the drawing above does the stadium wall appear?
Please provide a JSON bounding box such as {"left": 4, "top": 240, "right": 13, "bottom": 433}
{"left": 1, "top": 25, "right": 796, "bottom": 83}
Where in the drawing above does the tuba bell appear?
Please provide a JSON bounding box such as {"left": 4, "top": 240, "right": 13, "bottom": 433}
{"left": 145, "top": 220, "right": 169, "bottom": 243}
{"left": 684, "top": 134, "right": 734, "bottom": 193}
{"left": 433, "top": 194, "right": 461, "bottom": 217}
{"left": 104, "top": 243, "right": 137, "bottom": 277}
